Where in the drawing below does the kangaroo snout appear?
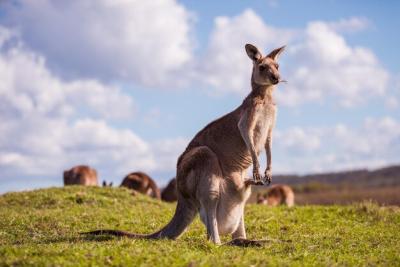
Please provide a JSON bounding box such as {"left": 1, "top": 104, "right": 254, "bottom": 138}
{"left": 269, "top": 74, "right": 280, "bottom": 85}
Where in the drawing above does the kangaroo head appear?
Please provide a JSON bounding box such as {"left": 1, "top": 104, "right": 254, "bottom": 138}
{"left": 256, "top": 193, "right": 268, "bottom": 204}
{"left": 245, "top": 44, "right": 285, "bottom": 86}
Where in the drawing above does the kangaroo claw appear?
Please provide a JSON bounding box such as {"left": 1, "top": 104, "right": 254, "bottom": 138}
{"left": 244, "top": 179, "right": 266, "bottom": 187}
{"left": 263, "top": 170, "right": 272, "bottom": 185}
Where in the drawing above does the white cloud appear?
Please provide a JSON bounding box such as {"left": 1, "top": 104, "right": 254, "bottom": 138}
{"left": 151, "top": 137, "right": 189, "bottom": 172}
{"left": 275, "top": 127, "right": 321, "bottom": 153}
{"left": 327, "top": 17, "right": 370, "bottom": 33}
{"left": 273, "top": 117, "right": 400, "bottom": 174}
{"left": 0, "top": 26, "right": 136, "bottom": 120}
{"left": 278, "top": 21, "right": 389, "bottom": 107}
{"left": 0, "top": 26, "right": 184, "bottom": 189}
{"left": 1, "top": 0, "right": 194, "bottom": 87}
{"left": 0, "top": 117, "right": 156, "bottom": 178}
{"left": 384, "top": 73, "right": 400, "bottom": 109}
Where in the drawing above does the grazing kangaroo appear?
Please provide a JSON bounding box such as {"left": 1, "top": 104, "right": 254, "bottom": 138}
{"left": 161, "top": 178, "right": 178, "bottom": 202}
{"left": 84, "top": 44, "right": 285, "bottom": 246}
{"left": 257, "top": 184, "right": 295, "bottom": 207}
{"left": 63, "top": 165, "right": 98, "bottom": 186}
{"left": 120, "top": 172, "right": 161, "bottom": 199}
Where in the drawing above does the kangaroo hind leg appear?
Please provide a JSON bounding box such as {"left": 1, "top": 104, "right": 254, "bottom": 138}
{"left": 178, "top": 146, "right": 223, "bottom": 245}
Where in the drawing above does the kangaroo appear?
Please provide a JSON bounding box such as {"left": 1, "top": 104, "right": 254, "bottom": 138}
{"left": 83, "top": 44, "right": 285, "bottom": 246}
{"left": 161, "top": 178, "right": 178, "bottom": 202}
{"left": 63, "top": 165, "right": 98, "bottom": 186}
{"left": 120, "top": 172, "right": 161, "bottom": 199}
{"left": 257, "top": 184, "right": 295, "bottom": 207}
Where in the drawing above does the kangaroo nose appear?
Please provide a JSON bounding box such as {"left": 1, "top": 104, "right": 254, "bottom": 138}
{"left": 271, "top": 75, "right": 279, "bottom": 84}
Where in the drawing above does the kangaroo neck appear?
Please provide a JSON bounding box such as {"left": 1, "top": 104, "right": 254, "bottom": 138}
{"left": 250, "top": 78, "right": 275, "bottom": 102}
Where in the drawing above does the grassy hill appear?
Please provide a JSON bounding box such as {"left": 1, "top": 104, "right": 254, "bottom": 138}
{"left": 0, "top": 186, "right": 399, "bottom": 266}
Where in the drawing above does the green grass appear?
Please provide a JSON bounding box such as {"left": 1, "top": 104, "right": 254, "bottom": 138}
{"left": 0, "top": 186, "right": 399, "bottom": 266}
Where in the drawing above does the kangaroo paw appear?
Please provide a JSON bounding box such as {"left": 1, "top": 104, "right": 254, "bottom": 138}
{"left": 244, "top": 179, "right": 265, "bottom": 187}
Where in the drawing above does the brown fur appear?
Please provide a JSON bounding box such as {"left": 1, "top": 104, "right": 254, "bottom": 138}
{"left": 161, "top": 178, "right": 178, "bottom": 202}
{"left": 83, "top": 44, "right": 285, "bottom": 246}
{"left": 257, "top": 184, "right": 295, "bottom": 207}
{"left": 63, "top": 165, "right": 98, "bottom": 186}
{"left": 120, "top": 172, "right": 161, "bottom": 199}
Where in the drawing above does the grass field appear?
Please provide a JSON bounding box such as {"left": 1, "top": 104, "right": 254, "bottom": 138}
{"left": 0, "top": 186, "right": 399, "bottom": 266}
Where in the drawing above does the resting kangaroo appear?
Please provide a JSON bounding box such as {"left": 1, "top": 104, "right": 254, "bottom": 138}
{"left": 161, "top": 178, "right": 178, "bottom": 202}
{"left": 120, "top": 172, "right": 161, "bottom": 199}
{"left": 63, "top": 165, "right": 98, "bottom": 186}
{"left": 257, "top": 184, "right": 295, "bottom": 207}
{"left": 84, "top": 44, "right": 285, "bottom": 246}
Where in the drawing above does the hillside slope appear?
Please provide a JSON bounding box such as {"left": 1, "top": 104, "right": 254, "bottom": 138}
{"left": 274, "top": 165, "right": 400, "bottom": 187}
{"left": 0, "top": 187, "right": 399, "bottom": 266}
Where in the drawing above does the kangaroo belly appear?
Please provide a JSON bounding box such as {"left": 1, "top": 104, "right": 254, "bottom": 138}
{"left": 253, "top": 120, "right": 270, "bottom": 153}
{"left": 217, "top": 204, "right": 244, "bottom": 235}
{"left": 253, "top": 104, "right": 276, "bottom": 153}
{"left": 199, "top": 203, "right": 244, "bottom": 236}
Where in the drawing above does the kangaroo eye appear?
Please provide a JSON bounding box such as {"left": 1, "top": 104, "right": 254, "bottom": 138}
{"left": 275, "top": 64, "right": 279, "bottom": 69}
{"left": 259, "top": 65, "right": 266, "bottom": 71}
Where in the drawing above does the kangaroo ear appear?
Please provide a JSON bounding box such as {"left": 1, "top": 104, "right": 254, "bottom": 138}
{"left": 245, "top": 44, "right": 262, "bottom": 61}
{"left": 267, "top": 45, "right": 286, "bottom": 61}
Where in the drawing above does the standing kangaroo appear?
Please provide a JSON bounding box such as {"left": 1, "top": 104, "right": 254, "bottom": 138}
{"left": 84, "top": 44, "right": 285, "bottom": 246}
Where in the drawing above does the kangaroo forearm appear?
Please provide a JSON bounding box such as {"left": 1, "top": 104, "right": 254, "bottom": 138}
{"left": 266, "top": 144, "right": 272, "bottom": 170}
{"left": 265, "top": 135, "right": 272, "bottom": 170}
{"left": 243, "top": 135, "right": 259, "bottom": 170}
{"left": 238, "top": 113, "right": 259, "bottom": 170}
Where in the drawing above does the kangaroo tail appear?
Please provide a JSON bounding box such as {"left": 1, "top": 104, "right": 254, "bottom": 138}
{"left": 81, "top": 197, "right": 198, "bottom": 240}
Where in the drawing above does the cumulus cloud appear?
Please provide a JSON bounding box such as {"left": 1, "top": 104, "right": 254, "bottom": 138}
{"left": 275, "top": 127, "right": 321, "bottom": 154}
{"left": 384, "top": 73, "right": 400, "bottom": 109}
{"left": 273, "top": 117, "right": 400, "bottom": 173}
{"left": 151, "top": 137, "right": 189, "bottom": 172}
{"left": 0, "top": 0, "right": 194, "bottom": 87}
{"left": 279, "top": 21, "right": 389, "bottom": 107}
{"left": 0, "top": 26, "right": 136, "bottom": 120}
{"left": 0, "top": 26, "right": 184, "bottom": 190}
{"left": 327, "top": 17, "right": 370, "bottom": 33}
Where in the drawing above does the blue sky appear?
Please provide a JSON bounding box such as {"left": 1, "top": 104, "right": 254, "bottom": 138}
{"left": 0, "top": 1, "right": 399, "bottom": 193}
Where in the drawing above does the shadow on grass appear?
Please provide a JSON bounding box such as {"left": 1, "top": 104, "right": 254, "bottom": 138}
{"left": 12, "top": 234, "right": 118, "bottom": 246}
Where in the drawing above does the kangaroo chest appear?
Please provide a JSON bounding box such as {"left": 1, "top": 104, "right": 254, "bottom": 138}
{"left": 253, "top": 103, "right": 277, "bottom": 153}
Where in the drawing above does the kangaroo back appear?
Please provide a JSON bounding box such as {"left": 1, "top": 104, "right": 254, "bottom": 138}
{"left": 63, "top": 165, "right": 98, "bottom": 186}
{"left": 120, "top": 172, "right": 161, "bottom": 199}
{"left": 161, "top": 178, "right": 178, "bottom": 202}
{"left": 266, "top": 184, "right": 295, "bottom": 207}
